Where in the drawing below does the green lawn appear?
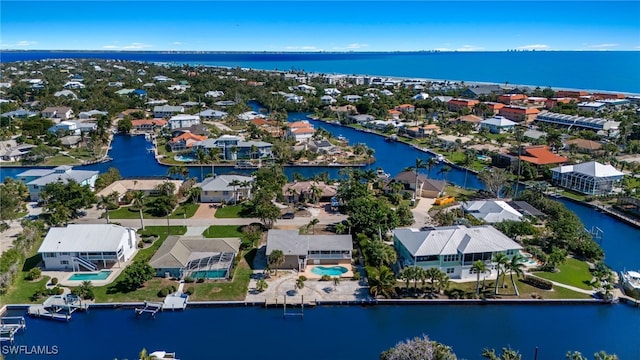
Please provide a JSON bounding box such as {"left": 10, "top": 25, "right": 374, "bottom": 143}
{"left": 109, "top": 202, "right": 200, "bottom": 220}
{"left": 446, "top": 277, "right": 591, "bottom": 300}
{"left": 533, "top": 258, "right": 593, "bottom": 290}
{"left": 1, "top": 275, "right": 50, "bottom": 305}
{"left": 187, "top": 261, "right": 252, "bottom": 301}
{"left": 214, "top": 204, "right": 243, "bottom": 218}
{"left": 203, "top": 225, "right": 243, "bottom": 238}
{"left": 42, "top": 154, "right": 79, "bottom": 166}
{"left": 559, "top": 190, "right": 587, "bottom": 202}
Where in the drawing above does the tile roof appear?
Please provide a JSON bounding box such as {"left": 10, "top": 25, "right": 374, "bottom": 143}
{"left": 519, "top": 146, "right": 568, "bottom": 165}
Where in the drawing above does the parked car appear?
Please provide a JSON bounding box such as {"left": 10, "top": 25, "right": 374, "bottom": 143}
{"left": 281, "top": 212, "right": 295, "bottom": 219}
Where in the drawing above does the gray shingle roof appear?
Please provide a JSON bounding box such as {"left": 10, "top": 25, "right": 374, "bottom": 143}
{"left": 266, "top": 230, "right": 352, "bottom": 256}
{"left": 149, "top": 236, "right": 240, "bottom": 269}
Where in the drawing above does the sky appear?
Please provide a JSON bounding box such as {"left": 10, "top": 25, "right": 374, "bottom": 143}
{"left": 1, "top": 1, "right": 639, "bottom": 52}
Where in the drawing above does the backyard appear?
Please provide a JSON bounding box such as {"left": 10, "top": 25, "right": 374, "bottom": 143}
{"left": 533, "top": 257, "right": 594, "bottom": 290}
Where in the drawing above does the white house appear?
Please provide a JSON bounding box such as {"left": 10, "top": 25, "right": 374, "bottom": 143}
{"left": 286, "top": 121, "right": 315, "bottom": 142}
{"left": 63, "top": 81, "right": 85, "bottom": 89}
{"left": 168, "top": 114, "right": 201, "bottom": 130}
{"left": 78, "top": 110, "right": 108, "bottom": 119}
{"left": 38, "top": 224, "right": 137, "bottom": 271}
{"left": 324, "top": 88, "right": 341, "bottom": 96}
{"left": 550, "top": 161, "right": 625, "bottom": 195}
{"left": 320, "top": 95, "right": 337, "bottom": 105}
{"left": 578, "top": 102, "right": 606, "bottom": 113}
{"left": 41, "top": 107, "right": 74, "bottom": 120}
{"left": 204, "top": 90, "right": 224, "bottom": 98}
{"left": 343, "top": 95, "right": 362, "bottom": 103}
{"left": 266, "top": 230, "right": 352, "bottom": 271}
{"left": 462, "top": 200, "right": 523, "bottom": 223}
{"left": 196, "top": 109, "right": 228, "bottom": 120}
{"left": 480, "top": 116, "right": 517, "bottom": 134}
{"left": 197, "top": 175, "right": 254, "bottom": 203}
{"left": 17, "top": 166, "right": 99, "bottom": 201}
{"left": 393, "top": 225, "right": 522, "bottom": 280}
{"left": 48, "top": 121, "right": 80, "bottom": 136}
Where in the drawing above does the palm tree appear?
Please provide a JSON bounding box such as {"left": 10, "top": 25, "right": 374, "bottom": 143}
{"left": 438, "top": 165, "right": 451, "bottom": 184}
{"left": 239, "top": 180, "right": 252, "bottom": 202}
{"left": 308, "top": 218, "right": 319, "bottom": 234}
{"left": 366, "top": 147, "right": 375, "bottom": 168}
{"left": 256, "top": 279, "right": 268, "bottom": 292}
{"left": 195, "top": 147, "right": 207, "bottom": 181}
{"left": 332, "top": 276, "right": 340, "bottom": 290}
{"left": 425, "top": 267, "right": 442, "bottom": 292}
{"left": 208, "top": 147, "right": 221, "bottom": 177}
{"left": 426, "top": 157, "right": 439, "bottom": 179}
{"left": 189, "top": 186, "right": 202, "bottom": 203}
{"left": 229, "top": 179, "right": 242, "bottom": 205}
{"left": 286, "top": 187, "right": 298, "bottom": 205}
{"left": 507, "top": 253, "right": 526, "bottom": 296}
{"left": 413, "top": 267, "right": 426, "bottom": 293}
{"left": 413, "top": 158, "right": 427, "bottom": 199}
{"left": 399, "top": 266, "right": 414, "bottom": 292}
{"left": 97, "top": 192, "right": 118, "bottom": 224}
{"left": 471, "top": 260, "right": 489, "bottom": 295}
{"left": 132, "top": 190, "right": 145, "bottom": 230}
{"left": 179, "top": 165, "right": 189, "bottom": 180}
{"left": 309, "top": 183, "right": 322, "bottom": 204}
{"left": 268, "top": 249, "right": 285, "bottom": 275}
{"left": 250, "top": 144, "right": 258, "bottom": 160}
{"left": 492, "top": 253, "right": 509, "bottom": 295}
{"left": 295, "top": 276, "right": 305, "bottom": 291}
{"left": 462, "top": 149, "right": 475, "bottom": 189}
{"left": 368, "top": 266, "right": 396, "bottom": 299}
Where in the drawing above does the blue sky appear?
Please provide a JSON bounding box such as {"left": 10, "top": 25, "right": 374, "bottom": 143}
{"left": 1, "top": 1, "right": 639, "bottom": 51}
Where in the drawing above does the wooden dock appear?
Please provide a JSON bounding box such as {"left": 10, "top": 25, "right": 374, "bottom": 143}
{"left": 0, "top": 316, "right": 26, "bottom": 342}
{"left": 135, "top": 301, "right": 163, "bottom": 318}
{"left": 27, "top": 295, "right": 89, "bottom": 322}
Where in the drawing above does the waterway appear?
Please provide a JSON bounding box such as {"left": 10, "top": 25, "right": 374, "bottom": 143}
{"left": 2, "top": 112, "right": 639, "bottom": 360}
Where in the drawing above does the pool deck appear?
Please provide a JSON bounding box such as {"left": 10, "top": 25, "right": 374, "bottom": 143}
{"left": 300, "top": 264, "right": 353, "bottom": 280}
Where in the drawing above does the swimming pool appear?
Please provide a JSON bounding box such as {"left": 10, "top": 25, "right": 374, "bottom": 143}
{"left": 310, "top": 266, "right": 348, "bottom": 277}
{"left": 189, "top": 269, "right": 227, "bottom": 279}
{"left": 174, "top": 154, "right": 197, "bottom": 162}
{"left": 68, "top": 271, "right": 112, "bottom": 281}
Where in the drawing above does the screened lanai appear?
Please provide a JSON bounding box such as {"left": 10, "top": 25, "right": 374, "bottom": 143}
{"left": 551, "top": 161, "right": 624, "bottom": 196}
{"left": 183, "top": 251, "right": 235, "bottom": 280}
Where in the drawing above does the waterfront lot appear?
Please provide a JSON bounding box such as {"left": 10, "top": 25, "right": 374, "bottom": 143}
{"left": 533, "top": 258, "right": 593, "bottom": 291}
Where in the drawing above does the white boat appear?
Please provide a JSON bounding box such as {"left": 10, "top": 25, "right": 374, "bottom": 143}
{"left": 144, "top": 351, "right": 178, "bottom": 359}
{"left": 620, "top": 270, "right": 640, "bottom": 299}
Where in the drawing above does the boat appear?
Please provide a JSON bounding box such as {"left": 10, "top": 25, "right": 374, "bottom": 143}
{"left": 619, "top": 270, "right": 640, "bottom": 299}
{"left": 144, "top": 351, "right": 178, "bottom": 359}
{"left": 435, "top": 154, "right": 445, "bottom": 162}
{"left": 385, "top": 134, "right": 397, "bottom": 142}
{"left": 234, "top": 161, "right": 259, "bottom": 169}
{"left": 337, "top": 135, "right": 347, "bottom": 141}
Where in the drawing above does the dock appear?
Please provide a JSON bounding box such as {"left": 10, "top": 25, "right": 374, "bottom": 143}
{"left": 27, "top": 294, "right": 89, "bottom": 321}
{"left": 135, "top": 301, "right": 163, "bottom": 318}
{"left": 0, "top": 316, "right": 26, "bottom": 342}
{"left": 162, "top": 292, "right": 189, "bottom": 311}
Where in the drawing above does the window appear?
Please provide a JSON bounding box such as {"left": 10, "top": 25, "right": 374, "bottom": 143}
{"left": 446, "top": 268, "right": 454, "bottom": 274}
{"left": 506, "top": 250, "right": 515, "bottom": 256}
{"left": 60, "top": 260, "right": 69, "bottom": 265}
{"left": 442, "top": 254, "right": 459, "bottom": 262}
{"left": 44, "top": 253, "right": 56, "bottom": 258}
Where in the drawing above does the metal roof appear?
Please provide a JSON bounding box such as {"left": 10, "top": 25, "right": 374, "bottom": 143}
{"left": 38, "top": 224, "right": 134, "bottom": 253}
{"left": 266, "top": 230, "right": 352, "bottom": 256}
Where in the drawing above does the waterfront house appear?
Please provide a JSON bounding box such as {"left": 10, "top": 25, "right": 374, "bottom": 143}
{"left": 96, "top": 179, "right": 182, "bottom": 201}
{"left": 498, "top": 106, "right": 540, "bottom": 123}
{"left": 388, "top": 109, "right": 402, "bottom": 120}
{"left": 286, "top": 121, "right": 315, "bottom": 142}
{"left": 131, "top": 119, "right": 168, "bottom": 132}
{"left": 169, "top": 132, "right": 207, "bottom": 152}
{"left": 41, "top": 106, "right": 73, "bottom": 121}
{"left": 192, "top": 135, "right": 273, "bottom": 160}
{"left": 168, "top": 114, "right": 200, "bottom": 130}
{"left": 60, "top": 135, "right": 82, "bottom": 148}
{"left": 153, "top": 105, "right": 184, "bottom": 118}
{"left": 282, "top": 181, "right": 338, "bottom": 203}
{"left": 386, "top": 171, "right": 446, "bottom": 198}
{"left": 149, "top": 235, "right": 240, "bottom": 279}
{"left": 197, "top": 175, "right": 254, "bottom": 203}
{"left": 448, "top": 98, "right": 480, "bottom": 112}
{"left": 518, "top": 145, "right": 568, "bottom": 167}
{"left": 38, "top": 224, "right": 137, "bottom": 271}
{"left": 265, "top": 230, "right": 352, "bottom": 271}
{"left": 550, "top": 161, "right": 624, "bottom": 196}
{"left": 535, "top": 111, "right": 620, "bottom": 133}
{"left": 0, "top": 139, "right": 35, "bottom": 162}
{"left": 393, "top": 225, "right": 522, "bottom": 280}
{"left": 347, "top": 114, "right": 375, "bottom": 124}
{"left": 437, "top": 134, "right": 473, "bottom": 150}
{"left": 17, "top": 166, "right": 99, "bottom": 201}
{"left": 480, "top": 116, "right": 516, "bottom": 134}
{"left": 399, "top": 124, "right": 441, "bottom": 139}
{"left": 48, "top": 121, "right": 80, "bottom": 136}
{"left": 462, "top": 200, "right": 524, "bottom": 223}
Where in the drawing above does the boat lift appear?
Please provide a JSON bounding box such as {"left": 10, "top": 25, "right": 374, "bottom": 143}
{"left": 135, "top": 301, "right": 163, "bottom": 318}
{"left": 0, "top": 317, "right": 26, "bottom": 342}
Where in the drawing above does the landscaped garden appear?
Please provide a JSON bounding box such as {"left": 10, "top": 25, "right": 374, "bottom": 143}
{"left": 533, "top": 257, "right": 594, "bottom": 290}
{"left": 109, "top": 202, "right": 199, "bottom": 220}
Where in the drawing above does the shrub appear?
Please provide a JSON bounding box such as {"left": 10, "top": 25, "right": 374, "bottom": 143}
{"left": 158, "top": 288, "right": 170, "bottom": 297}
{"left": 352, "top": 272, "right": 361, "bottom": 281}
{"left": 51, "top": 286, "right": 64, "bottom": 295}
{"left": 320, "top": 275, "right": 331, "bottom": 281}
{"left": 169, "top": 285, "right": 177, "bottom": 293}
{"left": 137, "top": 240, "right": 144, "bottom": 248}
{"left": 299, "top": 275, "right": 307, "bottom": 281}
{"left": 185, "top": 286, "right": 195, "bottom": 295}
{"left": 51, "top": 277, "right": 58, "bottom": 285}
{"left": 26, "top": 268, "right": 41, "bottom": 281}
{"left": 184, "top": 277, "right": 195, "bottom": 283}
{"left": 196, "top": 278, "right": 205, "bottom": 283}
{"left": 142, "top": 237, "right": 155, "bottom": 244}
{"left": 522, "top": 275, "right": 553, "bottom": 290}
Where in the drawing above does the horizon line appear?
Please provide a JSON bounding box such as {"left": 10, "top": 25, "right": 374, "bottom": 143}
{"left": 2, "top": 49, "right": 639, "bottom": 53}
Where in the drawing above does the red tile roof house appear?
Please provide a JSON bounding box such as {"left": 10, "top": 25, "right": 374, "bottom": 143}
{"left": 131, "top": 119, "right": 168, "bottom": 132}
{"left": 483, "top": 102, "right": 505, "bottom": 115}
{"left": 388, "top": 109, "right": 402, "bottom": 120}
{"left": 544, "top": 97, "right": 573, "bottom": 109}
{"left": 447, "top": 98, "right": 479, "bottom": 112}
{"left": 498, "top": 106, "right": 540, "bottom": 124}
{"left": 286, "top": 121, "right": 316, "bottom": 142}
{"left": 556, "top": 90, "right": 589, "bottom": 98}
{"left": 498, "top": 94, "right": 528, "bottom": 105}
{"left": 394, "top": 104, "right": 416, "bottom": 113}
{"left": 519, "top": 145, "right": 568, "bottom": 174}
{"left": 169, "top": 133, "right": 207, "bottom": 152}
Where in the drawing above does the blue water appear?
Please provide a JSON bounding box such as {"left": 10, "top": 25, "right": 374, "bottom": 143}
{"left": 2, "top": 51, "right": 639, "bottom": 93}
{"left": 4, "top": 304, "right": 638, "bottom": 360}
{"left": 67, "top": 271, "right": 111, "bottom": 281}
{"left": 310, "top": 266, "right": 348, "bottom": 277}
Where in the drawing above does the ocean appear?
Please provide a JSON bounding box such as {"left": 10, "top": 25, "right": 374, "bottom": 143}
{"left": 2, "top": 51, "right": 639, "bottom": 93}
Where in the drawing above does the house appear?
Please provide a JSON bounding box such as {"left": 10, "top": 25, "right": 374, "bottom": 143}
{"left": 291, "top": 84, "right": 316, "bottom": 94}
{"left": 192, "top": 135, "right": 272, "bottom": 160}
{"left": 131, "top": 119, "right": 168, "bottom": 132}
{"left": 455, "top": 115, "right": 483, "bottom": 128}
{"left": 17, "top": 166, "right": 99, "bottom": 201}
{"left": 153, "top": 75, "right": 174, "bottom": 82}
{"left": 78, "top": 110, "right": 108, "bottom": 119}
{"left": 237, "top": 111, "right": 265, "bottom": 121}
{"left": 480, "top": 116, "right": 517, "bottom": 134}
{"left": 564, "top": 138, "right": 603, "bottom": 154}
{"left": 535, "top": 111, "right": 620, "bottom": 133}
{"left": 54, "top": 90, "right": 78, "bottom": 99}
{"left": 41, "top": 107, "right": 73, "bottom": 120}
{"left": 386, "top": 170, "right": 446, "bottom": 198}
{"left": 483, "top": 102, "right": 505, "bottom": 115}
{"left": 286, "top": 121, "right": 315, "bottom": 142}
{"left": 0, "top": 140, "right": 35, "bottom": 162}
{"left": 307, "top": 140, "right": 339, "bottom": 154}
{"left": 437, "top": 134, "right": 473, "bottom": 150}
{"left": 388, "top": 109, "right": 402, "bottom": 120}
{"left": 395, "top": 104, "right": 415, "bottom": 113}
{"left": 498, "top": 94, "right": 528, "bottom": 105}
{"left": 38, "top": 224, "right": 137, "bottom": 271}
{"left": 96, "top": 179, "right": 182, "bottom": 201}
{"left": 197, "top": 175, "right": 254, "bottom": 203}
{"left": 343, "top": 95, "right": 362, "bottom": 103}
{"left": 320, "top": 95, "right": 337, "bottom": 105}
{"left": 393, "top": 225, "right": 522, "bottom": 280}
{"left": 592, "top": 92, "right": 626, "bottom": 100}
{"left": 115, "top": 89, "right": 135, "bottom": 96}
{"left": 214, "top": 100, "right": 237, "bottom": 107}
{"left": 324, "top": 88, "right": 341, "bottom": 96}
{"left": 577, "top": 102, "right": 607, "bottom": 113}
{"left": 526, "top": 97, "right": 547, "bottom": 107}
{"left": 196, "top": 109, "right": 228, "bottom": 120}
{"left": 498, "top": 106, "right": 540, "bottom": 123}
{"left": 518, "top": 145, "right": 568, "bottom": 167}
{"left": 555, "top": 90, "right": 589, "bottom": 98}
{"left": 448, "top": 98, "right": 480, "bottom": 112}
{"left": 550, "top": 161, "right": 624, "bottom": 195}
{"left": 282, "top": 181, "right": 338, "bottom": 203}
{"left": 60, "top": 135, "right": 82, "bottom": 148}
{"left": 169, "top": 132, "right": 207, "bottom": 152}
{"left": 204, "top": 90, "right": 224, "bottom": 98}
{"left": 149, "top": 235, "right": 240, "bottom": 279}
{"left": 171, "top": 124, "right": 210, "bottom": 137}
{"left": 507, "top": 201, "right": 546, "bottom": 218}
{"left": 347, "top": 114, "right": 375, "bottom": 124}
{"left": 460, "top": 85, "right": 502, "bottom": 99}
{"left": 63, "top": 81, "right": 85, "bottom": 89}
{"left": 462, "top": 200, "right": 523, "bottom": 223}
{"left": 153, "top": 105, "right": 184, "bottom": 118}
{"left": 399, "top": 125, "right": 441, "bottom": 139}
{"left": 168, "top": 114, "right": 200, "bottom": 130}
{"left": 412, "top": 93, "right": 430, "bottom": 100}
{"left": 48, "top": 121, "right": 80, "bottom": 136}
{"left": 0, "top": 108, "right": 39, "bottom": 119}
{"left": 265, "top": 230, "right": 352, "bottom": 272}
